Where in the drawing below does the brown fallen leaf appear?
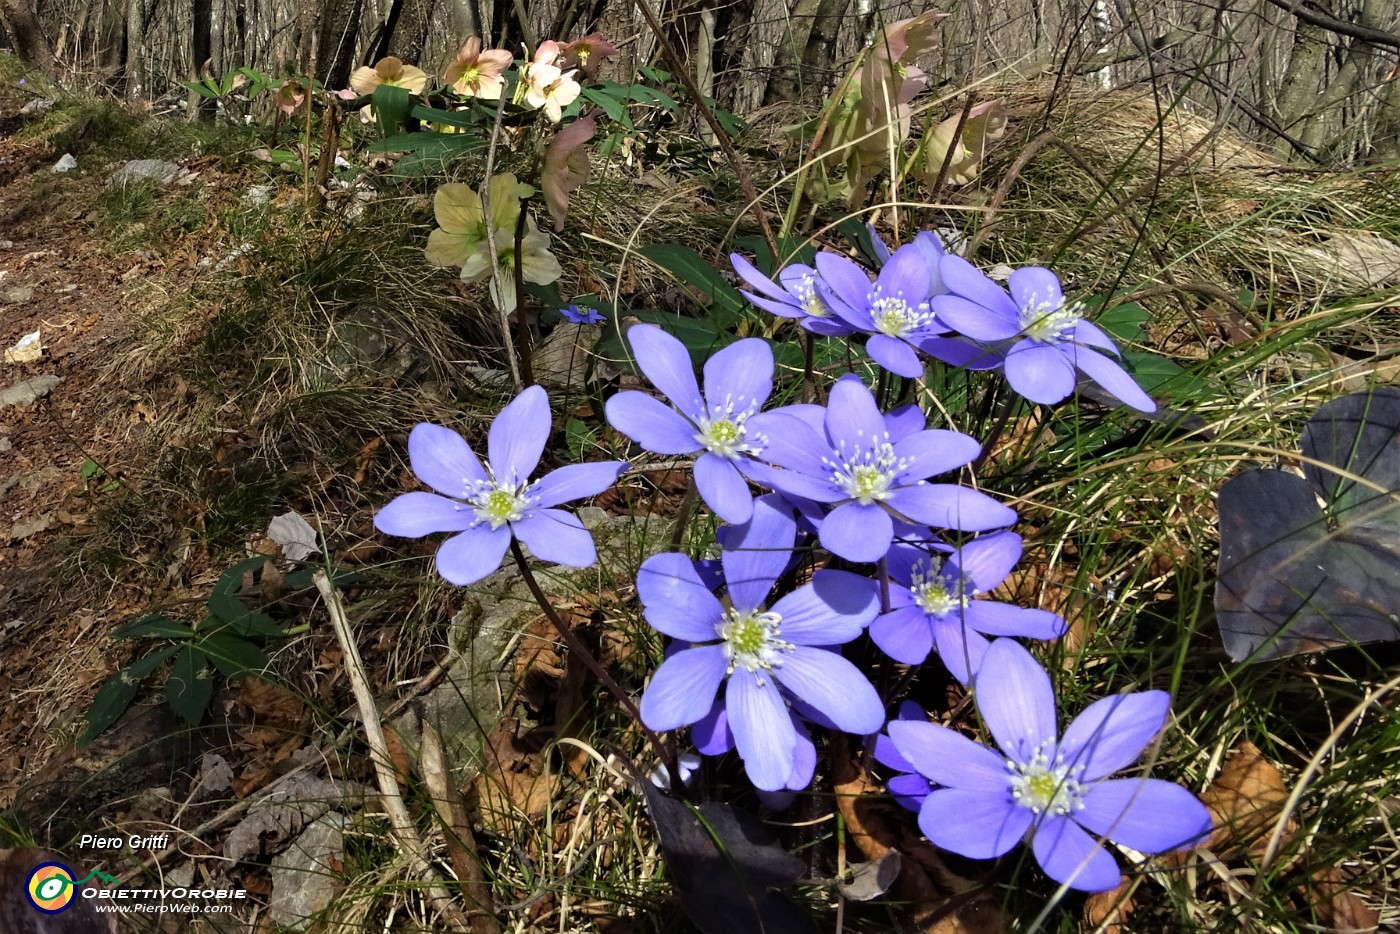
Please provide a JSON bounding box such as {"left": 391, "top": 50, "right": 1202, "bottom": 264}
{"left": 1083, "top": 876, "right": 1135, "bottom": 932}
{"left": 1198, "top": 741, "right": 1293, "bottom": 858}
{"left": 1304, "top": 866, "right": 1379, "bottom": 933}
{"left": 474, "top": 715, "right": 559, "bottom": 834}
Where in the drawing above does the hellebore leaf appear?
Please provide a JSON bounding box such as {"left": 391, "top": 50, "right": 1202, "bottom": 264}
{"left": 639, "top": 778, "right": 816, "bottom": 934}
{"left": 1216, "top": 388, "right": 1400, "bottom": 662}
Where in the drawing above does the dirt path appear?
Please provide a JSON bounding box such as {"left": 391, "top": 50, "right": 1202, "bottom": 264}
{"left": 0, "top": 101, "right": 159, "bottom": 808}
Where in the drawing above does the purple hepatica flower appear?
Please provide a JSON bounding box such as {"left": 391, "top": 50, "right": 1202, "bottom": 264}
{"left": 889, "top": 639, "right": 1212, "bottom": 892}
{"left": 872, "top": 701, "right": 934, "bottom": 812}
{"left": 637, "top": 496, "right": 883, "bottom": 791}
{"left": 747, "top": 374, "right": 1017, "bottom": 563}
{"left": 606, "top": 324, "right": 784, "bottom": 524}
{"left": 691, "top": 700, "right": 818, "bottom": 809}
{"left": 817, "top": 242, "right": 989, "bottom": 377}
{"left": 561, "top": 303, "right": 605, "bottom": 325}
{"left": 374, "top": 387, "right": 625, "bottom": 585}
{"left": 730, "top": 253, "right": 855, "bottom": 337}
{"left": 932, "top": 257, "right": 1156, "bottom": 412}
{"left": 871, "top": 532, "right": 1067, "bottom": 683}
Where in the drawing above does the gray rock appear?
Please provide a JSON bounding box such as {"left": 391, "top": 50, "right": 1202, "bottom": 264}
{"left": 50, "top": 153, "right": 76, "bottom": 173}
{"left": 0, "top": 375, "right": 61, "bottom": 408}
{"left": 109, "top": 159, "right": 197, "bottom": 187}
{"left": 267, "top": 812, "right": 348, "bottom": 931}
{"left": 396, "top": 506, "right": 671, "bottom": 774}
{"left": 1, "top": 285, "right": 34, "bottom": 304}
{"left": 19, "top": 98, "right": 54, "bottom": 115}
{"left": 0, "top": 240, "right": 13, "bottom": 249}
{"left": 223, "top": 773, "right": 366, "bottom": 862}
{"left": 315, "top": 306, "right": 418, "bottom": 382}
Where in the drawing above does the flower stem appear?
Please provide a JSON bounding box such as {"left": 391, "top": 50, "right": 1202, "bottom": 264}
{"left": 508, "top": 539, "right": 683, "bottom": 791}
{"left": 970, "top": 388, "right": 1019, "bottom": 476}
{"left": 513, "top": 206, "right": 534, "bottom": 388}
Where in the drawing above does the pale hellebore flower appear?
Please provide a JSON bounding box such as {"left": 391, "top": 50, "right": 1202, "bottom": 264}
{"left": 459, "top": 219, "right": 563, "bottom": 313}
{"left": 424, "top": 173, "right": 533, "bottom": 269}
{"left": 444, "top": 37, "right": 513, "bottom": 99}
{"left": 520, "top": 41, "right": 581, "bottom": 122}
{"left": 350, "top": 56, "right": 429, "bottom": 96}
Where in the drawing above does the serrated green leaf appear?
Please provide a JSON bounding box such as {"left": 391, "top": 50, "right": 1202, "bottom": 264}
{"left": 114, "top": 614, "right": 194, "bottom": 640}
{"left": 200, "top": 633, "right": 269, "bottom": 678}
{"left": 79, "top": 645, "right": 179, "bottom": 746}
{"left": 410, "top": 104, "right": 483, "bottom": 130}
{"left": 214, "top": 556, "right": 267, "bottom": 599}
{"left": 284, "top": 566, "right": 364, "bottom": 590}
{"left": 581, "top": 87, "right": 627, "bottom": 125}
{"left": 206, "top": 596, "right": 282, "bottom": 638}
{"left": 640, "top": 243, "right": 747, "bottom": 330}
{"left": 166, "top": 645, "right": 213, "bottom": 724}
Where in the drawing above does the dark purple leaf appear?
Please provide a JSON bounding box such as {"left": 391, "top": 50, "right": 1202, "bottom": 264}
{"left": 1216, "top": 388, "right": 1400, "bottom": 662}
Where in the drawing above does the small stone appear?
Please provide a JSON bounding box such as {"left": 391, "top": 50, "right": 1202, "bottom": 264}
{"left": 51, "top": 153, "right": 76, "bottom": 173}
{"left": 109, "top": 159, "right": 197, "bottom": 187}
{"left": 19, "top": 98, "right": 54, "bottom": 115}
{"left": 0, "top": 375, "right": 62, "bottom": 408}
{"left": 1, "top": 286, "right": 34, "bottom": 304}
{"left": 0, "top": 437, "right": 11, "bottom": 453}
{"left": 0, "top": 240, "right": 13, "bottom": 250}
{"left": 267, "top": 812, "right": 348, "bottom": 931}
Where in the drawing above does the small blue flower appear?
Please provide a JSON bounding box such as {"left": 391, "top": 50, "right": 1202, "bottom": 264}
{"left": 745, "top": 374, "right": 1017, "bottom": 563}
{"left": 889, "top": 639, "right": 1212, "bottom": 892}
{"left": 870, "top": 532, "right": 1066, "bottom": 683}
{"left": 374, "top": 387, "right": 626, "bottom": 585}
{"left": 605, "top": 324, "right": 785, "bottom": 524}
{"left": 932, "top": 258, "right": 1155, "bottom": 411}
{"left": 561, "top": 303, "right": 606, "bottom": 325}
{"left": 730, "top": 253, "right": 856, "bottom": 336}
{"left": 637, "top": 496, "right": 884, "bottom": 791}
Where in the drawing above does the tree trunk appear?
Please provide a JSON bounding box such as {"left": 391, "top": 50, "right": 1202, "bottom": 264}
{"left": 0, "top": 0, "right": 58, "bottom": 76}
{"left": 126, "top": 0, "right": 149, "bottom": 103}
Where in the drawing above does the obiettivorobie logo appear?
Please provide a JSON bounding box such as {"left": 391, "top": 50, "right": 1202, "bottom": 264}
{"left": 23, "top": 861, "right": 246, "bottom": 917}
{"left": 26, "top": 862, "right": 120, "bottom": 913}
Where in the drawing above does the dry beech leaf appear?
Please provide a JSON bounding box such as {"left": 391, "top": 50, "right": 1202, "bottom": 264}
{"left": 475, "top": 716, "right": 559, "bottom": 832}
{"left": 1198, "top": 741, "right": 1293, "bottom": 857}
{"left": 1083, "top": 876, "right": 1134, "bottom": 932}
{"left": 237, "top": 677, "right": 308, "bottom": 727}
{"left": 1305, "top": 866, "right": 1379, "bottom": 933}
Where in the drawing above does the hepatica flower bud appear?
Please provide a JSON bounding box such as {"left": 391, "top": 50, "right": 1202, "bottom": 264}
{"left": 374, "top": 387, "right": 625, "bottom": 585}
{"left": 888, "top": 639, "right": 1211, "bottom": 892}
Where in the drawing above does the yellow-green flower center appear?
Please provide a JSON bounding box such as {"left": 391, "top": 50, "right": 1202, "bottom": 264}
{"left": 465, "top": 477, "right": 534, "bottom": 529}
{"left": 694, "top": 397, "right": 766, "bottom": 460}
{"left": 1008, "top": 744, "right": 1085, "bottom": 817}
{"left": 794, "top": 274, "right": 831, "bottom": 319}
{"left": 911, "top": 559, "right": 970, "bottom": 617}
{"left": 1019, "top": 298, "right": 1081, "bottom": 343}
{"left": 826, "top": 436, "right": 909, "bottom": 505}
{"left": 718, "top": 608, "right": 791, "bottom": 676}
{"left": 870, "top": 288, "right": 935, "bottom": 338}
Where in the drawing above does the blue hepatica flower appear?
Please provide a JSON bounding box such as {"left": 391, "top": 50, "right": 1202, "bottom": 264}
{"left": 606, "top": 324, "right": 784, "bottom": 524}
{"left": 637, "top": 496, "right": 883, "bottom": 791}
{"left": 560, "top": 303, "right": 605, "bottom": 325}
{"left": 871, "top": 532, "right": 1067, "bottom": 683}
{"left": 872, "top": 700, "right": 934, "bottom": 812}
{"left": 888, "top": 639, "right": 1212, "bottom": 892}
{"left": 747, "top": 374, "right": 1017, "bottom": 563}
{"left": 374, "top": 386, "right": 625, "bottom": 585}
{"left": 730, "top": 253, "right": 856, "bottom": 337}
{"left": 932, "top": 257, "right": 1156, "bottom": 411}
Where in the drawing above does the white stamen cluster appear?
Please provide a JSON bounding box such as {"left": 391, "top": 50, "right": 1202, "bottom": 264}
{"left": 693, "top": 395, "right": 767, "bottom": 459}
{"left": 870, "top": 286, "right": 936, "bottom": 338}
{"left": 1008, "top": 743, "right": 1087, "bottom": 816}
{"left": 911, "top": 558, "right": 970, "bottom": 617}
{"left": 1019, "top": 296, "right": 1082, "bottom": 344}
{"left": 824, "top": 432, "right": 910, "bottom": 505}
{"left": 793, "top": 273, "right": 832, "bottom": 319}
{"left": 718, "top": 608, "right": 792, "bottom": 681}
{"left": 463, "top": 475, "right": 535, "bottom": 528}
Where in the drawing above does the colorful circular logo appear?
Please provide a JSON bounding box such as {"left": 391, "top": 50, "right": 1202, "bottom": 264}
{"left": 26, "top": 862, "right": 76, "bottom": 913}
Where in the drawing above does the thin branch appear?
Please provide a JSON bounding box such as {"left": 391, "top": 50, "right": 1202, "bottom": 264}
{"left": 1264, "top": 0, "right": 1400, "bottom": 53}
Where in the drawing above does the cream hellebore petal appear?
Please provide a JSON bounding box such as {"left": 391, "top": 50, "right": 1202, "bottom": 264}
{"left": 352, "top": 56, "right": 429, "bottom": 95}
{"left": 526, "top": 66, "right": 581, "bottom": 123}
{"left": 925, "top": 100, "right": 1008, "bottom": 186}
{"left": 445, "top": 37, "right": 513, "bottom": 99}
{"left": 520, "top": 223, "right": 563, "bottom": 284}
{"left": 532, "top": 40, "right": 564, "bottom": 68}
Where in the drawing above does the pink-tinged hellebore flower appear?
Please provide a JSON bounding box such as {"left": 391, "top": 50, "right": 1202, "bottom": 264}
{"left": 637, "top": 497, "right": 883, "bottom": 791}
{"left": 444, "top": 37, "right": 513, "bottom": 99}
{"left": 924, "top": 100, "right": 1008, "bottom": 187}
{"left": 520, "top": 42, "right": 581, "bottom": 122}
{"left": 374, "top": 388, "right": 625, "bottom": 585}
{"left": 888, "top": 639, "right": 1212, "bottom": 892}
{"left": 560, "top": 32, "right": 620, "bottom": 78}
{"left": 350, "top": 56, "right": 429, "bottom": 96}
{"left": 274, "top": 80, "right": 306, "bottom": 115}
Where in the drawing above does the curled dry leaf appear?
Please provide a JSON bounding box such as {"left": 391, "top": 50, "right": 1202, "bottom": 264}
{"left": 1198, "top": 741, "right": 1294, "bottom": 858}
{"left": 542, "top": 114, "right": 596, "bottom": 231}
{"left": 1083, "top": 876, "right": 1135, "bottom": 933}
{"left": 1304, "top": 866, "right": 1379, "bottom": 933}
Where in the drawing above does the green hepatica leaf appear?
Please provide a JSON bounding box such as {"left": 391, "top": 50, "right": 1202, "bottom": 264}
{"left": 167, "top": 644, "right": 214, "bottom": 724}
{"left": 113, "top": 614, "right": 194, "bottom": 640}
{"left": 640, "top": 243, "right": 747, "bottom": 330}
{"left": 80, "top": 644, "right": 180, "bottom": 746}
{"left": 1216, "top": 387, "right": 1400, "bottom": 662}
